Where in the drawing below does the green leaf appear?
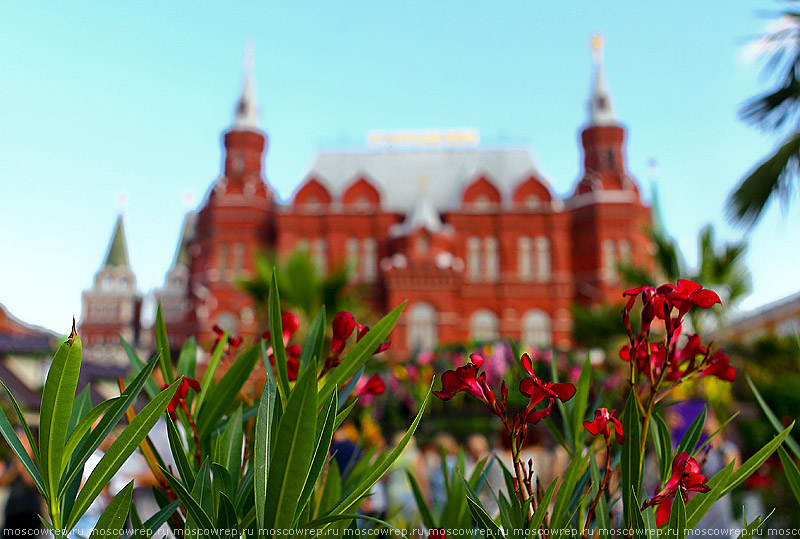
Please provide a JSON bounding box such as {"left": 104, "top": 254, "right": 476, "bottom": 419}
{"left": 161, "top": 467, "right": 221, "bottom": 539}
{"left": 215, "top": 405, "right": 243, "bottom": 483}
{"left": 197, "top": 344, "right": 260, "bottom": 439}
{"left": 570, "top": 355, "right": 592, "bottom": 450}
{"left": 268, "top": 270, "right": 291, "bottom": 399}
{"left": 299, "top": 306, "right": 326, "bottom": 372}
{"left": 155, "top": 304, "right": 175, "bottom": 383}
{"left": 676, "top": 405, "right": 706, "bottom": 456}
{"left": 747, "top": 374, "right": 800, "bottom": 459}
{"left": 254, "top": 376, "right": 277, "bottom": 530}
{"left": 778, "top": 446, "right": 800, "bottom": 507}
{"left": 67, "top": 386, "right": 92, "bottom": 440}
{"left": 120, "top": 338, "right": 160, "bottom": 399}
{"left": 667, "top": 493, "right": 686, "bottom": 539}
{"left": 651, "top": 412, "right": 673, "bottom": 485}
{"left": 60, "top": 353, "right": 160, "bottom": 496}
{"left": 588, "top": 452, "right": 610, "bottom": 531}
{"left": 301, "top": 514, "right": 408, "bottom": 537}
{"left": 61, "top": 398, "right": 118, "bottom": 472}
{"left": 319, "top": 302, "right": 405, "bottom": 403}
{"left": 0, "top": 394, "right": 46, "bottom": 497}
{"left": 0, "top": 378, "right": 41, "bottom": 470}
{"left": 406, "top": 470, "right": 435, "bottom": 529}
{"left": 629, "top": 488, "right": 647, "bottom": 532}
{"left": 294, "top": 391, "right": 337, "bottom": 524}
{"left": 685, "top": 460, "right": 734, "bottom": 528}
{"left": 317, "top": 458, "right": 341, "bottom": 518}
{"left": 191, "top": 459, "right": 215, "bottom": 525}
{"left": 176, "top": 337, "right": 197, "bottom": 379}
{"left": 195, "top": 333, "right": 228, "bottom": 414}
{"left": 620, "top": 391, "right": 641, "bottom": 527}
{"left": 263, "top": 363, "right": 318, "bottom": 531}
{"left": 88, "top": 481, "right": 133, "bottom": 539}
{"left": 465, "top": 493, "right": 503, "bottom": 539}
{"left": 217, "top": 494, "right": 239, "bottom": 538}
{"left": 530, "top": 480, "right": 557, "bottom": 530}
{"left": 144, "top": 499, "right": 181, "bottom": 535}
{"left": 166, "top": 414, "right": 196, "bottom": 489}
{"left": 40, "top": 330, "right": 82, "bottom": 503}
{"left": 326, "top": 382, "right": 431, "bottom": 524}
{"left": 694, "top": 412, "right": 740, "bottom": 457}
{"left": 550, "top": 453, "right": 588, "bottom": 529}
{"left": 67, "top": 382, "right": 180, "bottom": 531}
{"left": 721, "top": 422, "right": 794, "bottom": 498}
{"left": 335, "top": 400, "right": 358, "bottom": 429}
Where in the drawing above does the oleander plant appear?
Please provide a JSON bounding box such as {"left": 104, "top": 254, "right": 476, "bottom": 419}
{"left": 0, "top": 275, "right": 798, "bottom": 538}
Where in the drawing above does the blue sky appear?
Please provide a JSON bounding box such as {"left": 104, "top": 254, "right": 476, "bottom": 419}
{"left": 2, "top": 1, "right": 797, "bottom": 333}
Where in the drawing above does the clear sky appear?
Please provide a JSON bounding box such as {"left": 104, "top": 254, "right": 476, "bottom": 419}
{"left": 2, "top": 1, "right": 797, "bottom": 334}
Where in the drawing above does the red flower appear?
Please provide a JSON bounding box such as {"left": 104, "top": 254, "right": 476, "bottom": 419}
{"left": 166, "top": 377, "right": 201, "bottom": 418}
{"left": 583, "top": 408, "right": 624, "bottom": 445}
{"left": 331, "top": 312, "right": 356, "bottom": 353}
{"left": 355, "top": 323, "right": 391, "bottom": 355}
{"left": 359, "top": 374, "right": 386, "bottom": 396}
{"left": 702, "top": 350, "right": 736, "bottom": 382}
{"left": 519, "top": 355, "right": 576, "bottom": 424}
{"left": 434, "top": 353, "right": 492, "bottom": 403}
{"left": 643, "top": 452, "right": 710, "bottom": 526}
{"left": 658, "top": 279, "right": 721, "bottom": 317}
{"left": 429, "top": 530, "right": 446, "bottom": 539}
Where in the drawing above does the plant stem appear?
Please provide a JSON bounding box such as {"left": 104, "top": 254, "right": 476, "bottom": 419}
{"left": 583, "top": 444, "right": 612, "bottom": 537}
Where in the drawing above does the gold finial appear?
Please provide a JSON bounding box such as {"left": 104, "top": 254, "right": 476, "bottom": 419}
{"left": 590, "top": 34, "right": 604, "bottom": 52}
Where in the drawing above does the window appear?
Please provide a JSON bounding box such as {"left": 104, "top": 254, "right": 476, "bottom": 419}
{"left": 618, "top": 239, "right": 632, "bottom": 264}
{"left": 526, "top": 194, "right": 540, "bottom": 210}
{"left": 467, "top": 237, "right": 480, "bottom": 282}
{"left": 218, "top": 244, "right": 229, "bottom": 281}
{"left": 407, "top": 303, "right": 438, "bottom": 350}
{"left": 601, "top": 239, "right": 616, "bottom": 282}
{"left": 313, "top": 238, "right": 327, "bottom": 271}
{"left": 233, "top": 243, "right": 245, "bottom": 276}
{"left": 470, "top": 310, "right": 499, "bottom": 342}
{"left": 535, "top": 237, "right": 551, "bottom": 282}
{"left": 605, "top": 149, "right": 616, "bottom": 169}
{"left": 102, "top": 275, "right": 115, "bottom": 291}
{"left": 518, "top": 237, "right": 532, "bottom": 281}
{"left": 523, "top": 310, "right": 552, "bottom": 348}
{"left": 484, "top": 237, "right": 499, "bottom": 282}
{"left": 346, "top": 238, "right": 359, "bottom": 281}
{"left": 362, "top": 238, "right": 377, "bottom": 282}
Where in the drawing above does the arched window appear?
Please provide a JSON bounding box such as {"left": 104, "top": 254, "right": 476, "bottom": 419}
{"left": 215, "top": 312, "right": 239, "bottom": 334}
{"left": 618, "top": 239, "right": 632, "bottom": 264}
{"left": 484, "top": 237, "right": 499, "bottom": 282}
{"left": 518, "top": 237, "right": 533, "bottom": 281}
{"left": 362, "top": 238, "right": 377, "bottom": 282}
{"left": 470, "top": 310, "right": 499, "bottom": 342}
{"left": 407, "top": 303, "right": 438, "bottom": 350}
{"left": 523, "top": 310, "right": 552, "bottom": 348}
{"left": 535, "top": 237, "right": 551, "bottom": 282}
{"left": 346, "top": 238, "right": 359, "bottom": 281}
{"left": 313, "top": 238, "right": 327, "bottom": 271}
{"left": 467, "top": 237, "right": 481, "bottom": 282}
{"left": 233, "top": 243, "right": 246, "bottom": 276}
{"left": 102, "top": 275, "right": 115, "bottom": 291}
{"left": 601, "top": 239, "right": 616, "bottom": 282}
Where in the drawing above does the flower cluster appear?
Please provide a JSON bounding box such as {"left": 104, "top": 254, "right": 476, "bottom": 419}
{"left": 583, "top": 408, "right": 624, "bottom": 446}
{"left": 260, "top": 312, "right": 303, "bottom": 380}
{"left": 212, "top": 324, "right": 244, "bottom": 358}
{"left": 321, "top": 312, "right": 390, "bottom": 376}
{"left": 642, "top": 452, "right": 710, "bottom": 526}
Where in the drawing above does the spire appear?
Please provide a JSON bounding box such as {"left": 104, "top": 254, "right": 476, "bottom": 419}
{"left": 104, "top": 215, "right": 130, "bottom": 268}
{"left": 587, "top": 34, "right": 616, "bottom": 126}
{"left": 233, "top": 42, "right": 259, "bottom": 131}
{"left": 171, "top": 212, "right": 195, "bottom": 268}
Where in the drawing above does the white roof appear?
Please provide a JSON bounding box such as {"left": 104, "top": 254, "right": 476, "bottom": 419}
{"left": 302, "top": 147, "right": 542, "bottom": 211}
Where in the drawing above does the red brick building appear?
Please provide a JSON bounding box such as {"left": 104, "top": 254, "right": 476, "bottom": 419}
{"left": 81, "top": 42, "right": 652, "bottom": 356}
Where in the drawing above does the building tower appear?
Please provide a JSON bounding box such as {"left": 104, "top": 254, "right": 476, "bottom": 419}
{"left": 188, "top": 46, "right": 275, "bottom": 344}
{"left": 155, "top": 212, "right": 196, "bottom": 350}
{"left": 80, "top": 215, "right": 143, "bottom": 362}
{"left": 569, "top": 35, "right": 652, "bottom": 305}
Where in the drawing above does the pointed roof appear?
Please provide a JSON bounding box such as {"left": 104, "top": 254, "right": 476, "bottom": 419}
{"left": 171, "top": 212, "right": 195, "bottom": 268}
{"left": 103, "top": 215, "right": 130, "bottom": 268}
{"left": 233, "top": 43, "right": 259, "bottom": 131}
{"left": 394, "top": 178, "right": 445, "bottom": 236}
{"left": 587, "top": 35, "right": 617, "bottom": 126}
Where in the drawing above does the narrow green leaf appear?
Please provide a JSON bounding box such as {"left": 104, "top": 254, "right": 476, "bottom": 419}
{"left": 629, "top": 488, "right": 647, "bottom": 532}
{"left": 685, "top": 461, "right": 734, "bottom": 528}
{"left": 215, "top": 406, "right": 243, "bottom": 482}
{"left": 88, "top": 481, "right": 133, "bottom": 539}
{"left": 721, "top": 422, "right": 794, "bottom": 498}
{"left": 299, "top": 306, "right": 326, "bottom": 372}
{"left": 120, "top": 338, "right": 160, "bottom": 399}
{"left": 319, "top": 302, "right": 405, "bottom": 403}
{"left": 61, "top": 398, "right": 118, "bottom": 472}
{"left": 0, "top": 397, "right": 46, "bottom": 497}
{"left": 160, "top": 467, "right": 220, "bottom": 539}
{"left": 196, "top": 345, "right": 260, "bottom": 439}
{"left": 67, "top": 386, "right": 92, "bottom": 440}
{"left": 406, "top": 470, "right": 435, "bottom": 529}
{"left": 529, "top": 480, "right": 557, "bottom": 530}
{"left": 620, "top": 391, "right": 641, "bottom": 527}
{"left": 263, "top": 363, "right": 318, "bottom": 531}
{"left": 191, "top": 459, "right": 215, "bottom": 525}
{"left": 301, "top": 513, "right": 408, "bottom": 537}
{"left": 0, "top": 378, "right": 41, "bottom": 469}
{"left": 195, "top": 333, "right": 227, "bottom": 413}
{"left": 327, "top": 382, "right": 431, "bottom": 523}
{"left": 676, "top": 406, "right": 706, "bottom": 456}
{"left": 254, "top": 376, "right": 276, "bottom": 530}
{"left": 747, "top": 374, "right": 800, "bottom": 459}
{"left": 40, "top": 330, "right": 82, "bottom": 503}
{"left": 155, "top": 304, "right": 175, "bottom": 383}
{"left": 465, "top": 494, "right": 503, "bottom": 539}
{"left": 667, "top": 493, "right": 686, "bottom": 539}
{"left": 269, "top": 270, "right": 291, "bottom": 399}
{"left": 217, "top": 494, "right": 239, "bottom": 538}
{"left": 335, "top": 400, "right": 358, "bottom": 429}
{"left": 651, "top": 412, "right": 673, "bottom": 484}
{"left": 779, "top": 446, "right": 800, "bottom": 507}
{"left": 144, "top": 499, "right": 181, "bottom": 535}
{"left": 176, "top": 337, "right": 197, "bottom": 379}
{"left": 693, "top": 412, "right": 739, "bottom": 457}
{"left": 294, "top": 391, "right": 337, "bottom": 524}
{"left": 570, "top": 355, "right": 592, "bottom": 450}
{"left": 165, "top": 415, "right": 195, "bottom": 489}
{"left": 550, "top": 453, "right": 588, "bottom": 529}
{"left": 67, "top": 382, "right": 180, "bottom": 531}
